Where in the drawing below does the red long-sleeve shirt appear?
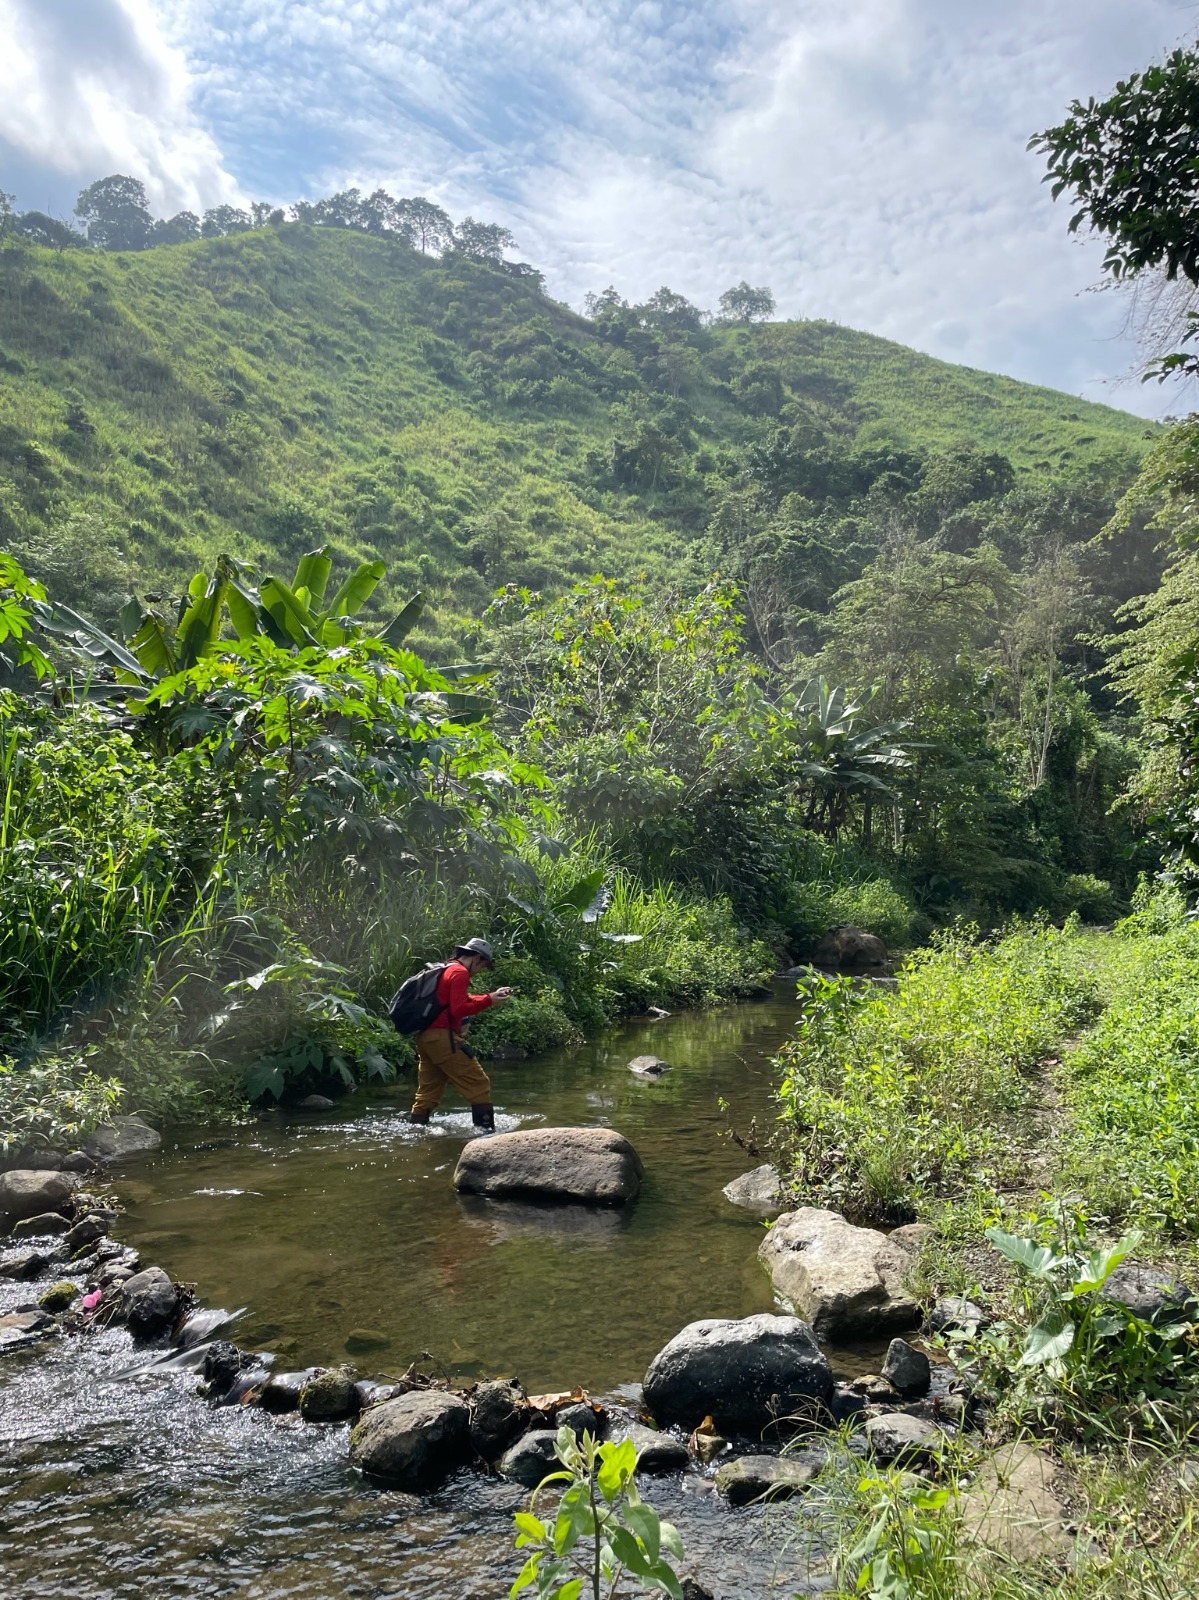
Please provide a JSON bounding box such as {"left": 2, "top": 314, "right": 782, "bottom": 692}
{"left": 429, "top": 960, "right": 494, "bottom": 1035}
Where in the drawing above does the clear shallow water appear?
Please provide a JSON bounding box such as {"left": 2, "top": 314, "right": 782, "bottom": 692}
{"left": 0, "top": 987, "right": 845, "bottom": 1599}
{"left": 115, "top": 991, "right": 805, "bottom": 1389}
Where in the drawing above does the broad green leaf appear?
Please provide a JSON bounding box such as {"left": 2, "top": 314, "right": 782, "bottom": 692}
{"left": 129, "top": 613, "right": 176, "bottom": 677}
{"left": 39, "top": 601, "right": 151, "bottom": 681}
{"left": 1069, "top": 1229, "right": 1143, "bottom": 1296}
{"left": 985, "top": 1226, "right": 1060, "bottom": 1280}
{"left": 293, "top": 546, "right": 334, "bottom": 606}
{"left": 645, "top": 1562, "right": 684, "bottom": 1599}
{"left": 375, "top": 592, "right": 426, "bottom": 646}
{"left": 556, "top": 1583, "right": 583, "bottom": 1600}
{"left": 224, "top": 575, "right": 263, "bottom": 641}
{"left": 513, "top": 1512, "right": 546, "bottom": 1545}
{"left": 328, "top": 558, "right": 387, "bottom": 622}
{"left": 597, "top": 1438, "right": 637, "bottom": 1502}
{"left": 260, "top": 576, "right": 319, "bottom": 647}
{"left": 176, "top": 575, "right": 228, "bottom": 669}
{"left": 553, "top": 1483, "right": 593, "bottom": 1555}
{"left": 624, "top": 1501, "right": 660, "bottom": 1564}
{"left": 1019, "top": 1306, "right": 1076, "bottom": 1367}
{"left": 556, "top": 868, "right": 608, "bottom": 917}
{"left": 658, "top": 1521, "right": 684, "bottom": 1561}
{"left": 607, "top": 1526, "right": 650, "bottom": 1576}
{"left": 508, "top": 1551, "right": 542, "bottom": 1597}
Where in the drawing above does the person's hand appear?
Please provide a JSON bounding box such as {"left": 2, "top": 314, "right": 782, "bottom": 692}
{"left": 492, "top": 986, "right": 514, "bottom": 1004}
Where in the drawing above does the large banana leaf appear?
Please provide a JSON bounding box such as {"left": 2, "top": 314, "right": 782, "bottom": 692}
{"left": 176, "top": 570, "right": 229, "bottom": 669}
{"left": 374, "top": 591, "right": 425, "bottom": 647}
{"left": 328, "top": 559, "right": 386, "bottom": 623}
{"left": 260, "top": 576, "right": 320, "bottom": 647}
{"left": 37, "top": 602, "right": 150, "bottom": 682}
{"left": 293, "top": 546, "right": 334, "bottom": 607}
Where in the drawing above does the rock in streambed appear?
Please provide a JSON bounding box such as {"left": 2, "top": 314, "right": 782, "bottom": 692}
{"left": 758, "top": 1207, "right": 920, "bottom": 1341}
{"left": 722, "top": 1164, "right": 787, "bottom": 1220}
{"left": 643, "top": 1313, "right": 833, "bottom": 1432}
{"left": 453, "top": 1127, "right": 644, "bottom": 1205}
{"left": 349, "top": 1390, "right": 471, "bottom": 1490}
{"left": 0, "top": 1169, "right": 81, "bottom": 1225}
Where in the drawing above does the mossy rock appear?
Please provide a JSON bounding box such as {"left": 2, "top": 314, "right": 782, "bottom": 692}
{"left": 38, "top": 1280, "right": 80, "bottom": 1314}
{"left": 298, "top": 1365, "right": 360, "bottom": 1421}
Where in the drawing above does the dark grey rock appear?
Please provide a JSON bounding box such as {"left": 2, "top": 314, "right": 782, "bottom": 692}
{"left": 120, "top": 1266, "right": 179, "bottom": 1338}
{"left": 490, "top": 1043, "right": 528, "bottom": 1062}
{"left": 628, "top": 1055, "right": 671, "bottom": 1078}
{"left": 499, "top": 1428, "right": 562, "bottom": 1487}
{"left": 1102, "top": 1264, "right": 1199, "bottom": 1326}
{"left": 620, "top": 1423, "right": 690, "bottom": 1475}
{"left": 830, "top": 1385, "right": 868, "bottom": 1424}
{"left": 0, "top": 1249, "right": 50, "bottom": 1280}
{"left": 349, "top": 1390, "right": 471, "bottom": 1489}
{"left": 722, "top": 1164, "right": 786, "bottom": 1220}
{"left": 0, "top": 1170, "right": 81, "bottom": 1223}
{"left": 928, "top": 1296, "right": 987, "bottom": 1337}
{"left": 0, "top": 1147, "right": 90, "bottom": 1175}
{"left": 299, "top": 1365, "right": 360, "bottom": 1420}
{"left": 469, "top": 1378, "right": 529, "bottom": 1461}
{"left": 297, "top": 1095, "right": 336, "bottom": 1111}
{"left": 453, "top": 1127, "right": 644, "bottom": 1206}
{"left": 715, "top": 1451, "right": 824, "bottom": 1506}
{"left": 355, "top": 1379, "right": 401, "bottom": 1411}
{"left": 259, "top": 1368, "right": 320, "bottom": 1413}
{"left": 11, "top": 1212, "right": 71, "bottom": 1239}
{"left": 813, "top": 926, "right": 888, "bottom": 973}
{"left": 91, "top": 1252, "right": 140, "bottom": 1289}
{"left": 0, "top": 1307, "right": 55, "bottom": 1352}
{"left": 81, "top": 1116, "right": 162, "bottom": 1162}
{"left": 202, "top": 1340, "right": 252, "bottom": 1399}
{"left": 851, "top": 1374, "right": 902, "bottom": 1403}
{"left": 681, "top": 1582, "right": 715, "bottom": 1600}
{"left": 221, "top": 1366, "right": 272, "bottom": 1407}
{"left": 643, "top": 1313, "right": 833, "bottom": 1432}
{"left": 556, "top": 1400, "right": 606, "bottom": 1440}
{"left": 64, "top": 1214, "right": 111, "bottom": 1254}
{"left": 882, "top": 1338, "right": 931, "bottom": 1399}
{"left": 865, "top": 1412, "right": 941, "bottom": 1465}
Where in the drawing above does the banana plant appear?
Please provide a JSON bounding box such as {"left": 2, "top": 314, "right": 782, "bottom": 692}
{"left": 36, "top": 547, "right": 437, "bottom": 687}
{"left": 777, "top": 677, "right": 912, "bottom": 839}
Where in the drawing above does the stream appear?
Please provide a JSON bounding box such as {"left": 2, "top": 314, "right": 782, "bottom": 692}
{"left": 0, "top": 983, "right": 872, "bottom": 1599}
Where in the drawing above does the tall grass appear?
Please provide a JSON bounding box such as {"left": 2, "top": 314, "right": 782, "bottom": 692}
{"left": 774, "top": 926, "right": 1098, "bottom": 1221}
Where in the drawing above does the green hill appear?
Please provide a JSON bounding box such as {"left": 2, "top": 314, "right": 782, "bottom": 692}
{"left": 0, "top": 224, "right": 1155, "bottom": 647}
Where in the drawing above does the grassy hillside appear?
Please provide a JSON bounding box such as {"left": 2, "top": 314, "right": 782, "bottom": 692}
{"left": 0, "top": 224, "right": 1155, "bottom": 648}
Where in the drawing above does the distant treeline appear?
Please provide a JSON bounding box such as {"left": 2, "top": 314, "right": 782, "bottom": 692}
{"left": 0, "top": 173, "right": 541, "bottom": 278}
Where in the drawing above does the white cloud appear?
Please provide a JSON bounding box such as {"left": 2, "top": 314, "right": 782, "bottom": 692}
{"left": 6, "top": 0, "right": 1197, "bottom": 414}
{"left": 0, "top": 0, "right": 239, "bottom": 211}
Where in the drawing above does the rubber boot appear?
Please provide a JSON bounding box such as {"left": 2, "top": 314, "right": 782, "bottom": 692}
{"left": 408, "top": 1109, "right": 430, "bottom": 1126}
{"left": 471, "top": 1101, "right": 496, "bottom": 1133}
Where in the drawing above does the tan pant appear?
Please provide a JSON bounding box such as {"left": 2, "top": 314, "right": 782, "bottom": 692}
{"left": 412, "top": 1028, "right": 492, "bottom": 1114}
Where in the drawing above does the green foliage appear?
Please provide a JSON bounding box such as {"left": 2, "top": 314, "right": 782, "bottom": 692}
{"left": 0, "top": 1053, "right": 124, "bottom": 1156}
{"left": 959, "top": 1202, "right": 1198, "bottom": 1435}
{"left": 775, "top": 927, "right": 1098, "bottom": 1220}
{"left": 0, "top": 553, "right": 52, "bottom": 680}
{"left": 1059, "top": 915, "right": 1199, "bottom": 1232}
{"left": 511, "top": 1427, "right": 684, "bottom": 1600}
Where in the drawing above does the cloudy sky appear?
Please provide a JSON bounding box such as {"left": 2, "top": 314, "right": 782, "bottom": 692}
{"left": 3, "top": 0, "right": 1196, "bottom": 416}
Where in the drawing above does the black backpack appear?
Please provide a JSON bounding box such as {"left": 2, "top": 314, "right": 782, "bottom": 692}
{"left": 387, "top": 962, "right": 449, "bottom": 1034}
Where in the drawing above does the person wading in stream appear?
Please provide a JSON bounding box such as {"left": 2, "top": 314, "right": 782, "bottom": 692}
{"left": 408, "top": 939, "right": 512, "bottom": 1131}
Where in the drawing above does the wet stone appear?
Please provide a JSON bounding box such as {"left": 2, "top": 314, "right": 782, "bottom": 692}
{"left": 851, "top": 1374, "right": 901, "bottom": 1403}
{"left": 0, "top": 1170, "right": 81, "bottom": 1223}
{"left": 349, "top": 1390, "right": 471, "bottom": 1490}
{"left": 830, "top": 1385, "right": 868, "bottom": 1424}
{"left": 259, "top": 1368, "right": 320, "bottom": 1413}
{"left": 297, "top": 1095, "right": 336, "bottom": 1112}
{"left": 715, "top": 1451, "right": 824, "bottom": 1506}
{"left": 864, "top": 1412, "right": 942, "bottom": 1465}
{"left": 0, "top": 1249, "right": 51, "bottom": 1281}
{"left": 469, "top": 1378, "right": 529, "bottom": 1462}
{"left": 721, "top": 1164, "right": 786, "bottom": 1221}
{"left": 499, "top": 1428, "right": 561, "bottom": 1487}
{"left": 202, "top": 1341, "right": 253, "bottom": 1400}
{"left": 643, "top": 1313, "right": 833, "bottom": 1432}
{"left": 344, "top": 1327, "right": 390, "bottom": 1354}
{"left": 11, "top": 1213, "right": 71, "bottom": 1239}
{"left": 620, "top": 1423, "right": 691, "bottom": 1475}
{"left": 355, "top": 1379, "right": 400, "bottom": 1411}
{"left": 37, "top": 1280, "right": 80, "bottom": 1314}
{"left": 64, "top": 1215, "right": 111, "bottom": 1254}
{"left": 299, "top": 1365, "right": 360, "bottom": 1421}
{"left": 556, "top": 1401, "right": 607, "bottom": 1440}
{"left": 881, "top": 1338, "right": 931, "bottom": 1399}
{"left": 120, "top": 1267, "right": 179, "bottom": 1339}
{"left": 628, "top": 1055, "right": 671, "bottom": 1078}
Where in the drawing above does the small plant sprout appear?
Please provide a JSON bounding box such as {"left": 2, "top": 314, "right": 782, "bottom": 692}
{"left": 510, "top": 1427, "right": 685, "bottom": 1600}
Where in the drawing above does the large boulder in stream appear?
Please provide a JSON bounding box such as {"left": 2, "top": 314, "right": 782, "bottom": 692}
{"left": 0, "top": 1169, "right": 80, "bottom": 1225}
{"left": 758, "top": 1208, "right": 920, "bottom": 1341}
{"left": 453, "top": 1127, "right": 643, "bottom": 1206}
{"left": 349, "top": 1390, "right": 470, "bottom": 1490}
{"left": 643, "top": 1314, "right": 832, "bottom": 1432}
{"left": 81, "top": 1116, "right": 162, "bottom": 1163}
